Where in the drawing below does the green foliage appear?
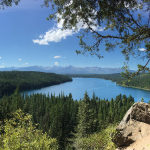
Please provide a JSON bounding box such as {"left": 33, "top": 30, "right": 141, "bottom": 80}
{"left": 76, "top": 92, "right": 98, "bottom": 137}
{"left": 141, "top": 98, "right": 144, "bottom": 102}
{"left": 121, "top": 73, "right": 150, "bottom": 90}
{"left": 72, "top": 93, "right": 133, "bottom": 149}
{"left": 0, "top": 0, "right": 20, "bottom": 9}
{"left": 0, "top": 109, "right": 58, "bottom": 150}
{"left": 0, "top": 71, "right": 72, "bottom": 98}
{"left": 0, "top": 91, "right": 134, "bottom": 149}
{"left": 0, "top": 92, "right": 78, "bottom": 149}
{"left": 73, "top": 125, "right": 116, "bottom": 150}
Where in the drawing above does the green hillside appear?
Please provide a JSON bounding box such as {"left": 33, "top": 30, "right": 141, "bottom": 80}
{"left": 0, "top": 71, "right": 72, "bottom": 97}
{"left": 121, "top": 73, "right": 150, "bottom": 90}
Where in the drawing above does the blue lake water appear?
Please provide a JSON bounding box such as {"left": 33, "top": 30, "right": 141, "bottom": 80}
{"left": 25, "top": 78, "right": 150, "bottom": 102}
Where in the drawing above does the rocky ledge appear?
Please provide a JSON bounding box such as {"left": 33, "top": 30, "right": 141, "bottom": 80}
{"left": 112, "top": 102, "right": 150, "bottom": 150}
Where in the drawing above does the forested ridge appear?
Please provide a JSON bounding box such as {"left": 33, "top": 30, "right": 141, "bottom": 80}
{"left": 120, "top": 73, "right": 150, "bottom": 90}
{"left": 0, "top": 71, "right": 72, "bottom": 97}
{"left": 70, "top": 73, "right": 150, "bottom": 91}
{"left": 70, "top": 73, "right": 123, "bottom": 82}
{"left": 0, "top": 91, "right": 134, "bottom": 149}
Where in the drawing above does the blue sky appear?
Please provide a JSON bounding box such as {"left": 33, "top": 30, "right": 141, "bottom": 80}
{"left": 0, "top": 0, "right": 147, "bottom": 70}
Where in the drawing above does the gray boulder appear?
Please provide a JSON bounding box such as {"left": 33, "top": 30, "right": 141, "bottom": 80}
{"left": 112, "top": 102, "right": 150, "bottom": 147}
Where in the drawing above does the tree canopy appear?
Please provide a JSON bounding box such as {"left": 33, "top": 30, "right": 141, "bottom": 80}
{"left": 0, "top": 71, "right": 72, "bottom": 98}
{"left": 0, "top": 91, "right": 134, "bottom": 149}
{"left": 0, "top": 109, "right": 58, "bottom": 150}
{"left": 0, "top": 0, "right": 20, "bottom": 8}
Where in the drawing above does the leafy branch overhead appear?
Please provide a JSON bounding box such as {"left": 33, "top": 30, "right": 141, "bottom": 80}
{"left": 0, "top": 0, "right": 20, "bottom": 8}
{"left": 45, "top": 0, "right": 150, "bottom": 76}
{"left": 1, "top": 0, "right": 150, "bottom": 77}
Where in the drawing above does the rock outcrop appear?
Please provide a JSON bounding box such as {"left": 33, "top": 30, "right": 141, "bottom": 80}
{"left": 112, "top": 102, "right": 150, "bottom": 149}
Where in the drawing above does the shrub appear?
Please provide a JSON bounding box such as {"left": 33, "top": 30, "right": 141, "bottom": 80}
{"left": 74, "top": 125, "right": 116, "bottom": 150}
{"left": 0, "top": 109, "right": 58, "bottom": 150}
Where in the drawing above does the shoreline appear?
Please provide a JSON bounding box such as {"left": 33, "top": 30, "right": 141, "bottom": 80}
{"left": 117, "top": 84, "right": 150, "bottom": 92}
{"left": 72, "top": 76, "right": 150, "bottom": 92}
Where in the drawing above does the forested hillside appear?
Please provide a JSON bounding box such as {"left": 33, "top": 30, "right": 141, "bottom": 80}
{"left": 0, "top": 71, "right": 72, "bottom": 97}
{"left": 70, "top": 73, "right": 123, "bottom": 82}
{"left": 70, "top": 73, "right": 150, "bottom": 91}
{"left": 0, "top": 91, "right": 134, "bottom": 149}
{"left": 122, "top": 73, "right": 150, "bottom": 90}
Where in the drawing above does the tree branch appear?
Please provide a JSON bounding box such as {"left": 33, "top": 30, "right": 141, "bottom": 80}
{"left": 86, "top": 22, "right": 125, "bottom": 40}
{"left": 135, "top": 58, "right": 150, "bottom": 76}
{"left": 127, "top": 12, "right": 141, "bottom": 28}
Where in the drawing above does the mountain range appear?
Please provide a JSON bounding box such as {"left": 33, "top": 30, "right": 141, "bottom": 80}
{"left": 0, "top": 66, "right": 130, "bottom": 74}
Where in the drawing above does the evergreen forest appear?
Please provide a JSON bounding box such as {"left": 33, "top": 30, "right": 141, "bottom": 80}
{"left": 0, "top": 71, "right": 72, "bottom": 98}
{"left": 0, "top": 90, "right": 134, "bottom": 149}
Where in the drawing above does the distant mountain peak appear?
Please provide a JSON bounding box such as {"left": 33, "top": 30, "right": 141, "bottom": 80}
{"left": 0, "top": 66, "right": 132, "bottom": 74}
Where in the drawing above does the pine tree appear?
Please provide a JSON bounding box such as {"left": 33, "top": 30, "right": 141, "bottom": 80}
{"left": 76, "top": 92, "right": 98, "bottom": 138}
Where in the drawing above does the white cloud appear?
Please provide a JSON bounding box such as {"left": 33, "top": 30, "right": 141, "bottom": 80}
{"left": 33, "top": 28, "right": 74, "bottom": 45}
{"left": 24, "top": 62, "right": 29, "bottom": 65}
{"left": 0, "top": 65, "right": 5, "bottom": 68}
{"left": 33, "top": 26, "right": 87, "bottom": 45}
{"left": 54, "top": 56, "right": 61, "bottom": 59}
{"left": 54, "top": 61, "right": 59, "bottom": 66}
{"left": 0, "top": 56, "right": 2, "bottom": 60}
{"left": 139, "top": 48, "right": 147, "bottom": 52}
{"left": 33, "top": 13, "right": 104, "bottom": 45}
{"left": 18, "top": 58, "right": 22, "bottom": 61}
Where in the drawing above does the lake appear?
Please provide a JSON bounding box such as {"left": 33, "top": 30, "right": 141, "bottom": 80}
{"left": 25, "top": 78, "right": 150, "bottom": 102}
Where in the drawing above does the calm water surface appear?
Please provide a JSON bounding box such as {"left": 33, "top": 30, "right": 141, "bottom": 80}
{"left": 25, "top": 78, "right": 150, "bottom": 102}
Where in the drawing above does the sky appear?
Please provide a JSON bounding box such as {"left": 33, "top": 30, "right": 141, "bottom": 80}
{"left": 0, "top": 0, "right": 147, "bottom": 70}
